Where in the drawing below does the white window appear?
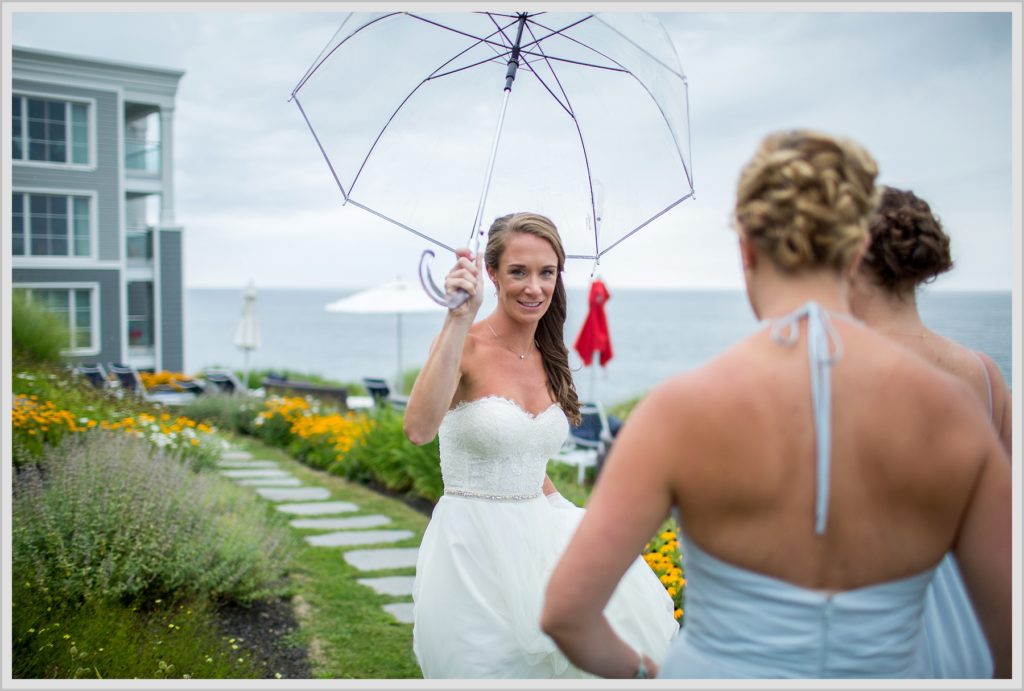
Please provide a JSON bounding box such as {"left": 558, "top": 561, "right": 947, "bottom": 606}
{"left": 12, "top": 95, "right": 90, "bottom": 165}
{"left": 15, "top": 285, "right": 99, "bottom": 355}
{"left": 12, "top": 192, "right": 92, "bottom": 257}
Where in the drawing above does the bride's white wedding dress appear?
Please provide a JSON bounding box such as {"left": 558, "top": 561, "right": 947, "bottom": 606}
{"left": 412, "top": 395, "right": 678, "bottom": 678}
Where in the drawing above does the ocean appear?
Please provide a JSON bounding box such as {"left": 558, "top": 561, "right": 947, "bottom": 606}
{"left": 185, "top": 288, "right": 1013, "bottom": 408}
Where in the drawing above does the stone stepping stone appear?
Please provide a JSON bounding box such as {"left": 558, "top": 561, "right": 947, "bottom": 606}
{"left": 218, "top": 459, "right": 280, "bottom": 468}
{"left": 256, "top": 487, "right": 331, "bottom": 502}
{"left": 221, "top": 450, "right": 253, "bottom": 461}
{"left": 221, "top": 469, "right": 291, "bottom": 479}
{"left": 276, "top": 501, "right": 360, "bottom": 516}
{"left": 305, "top": 529, "right": 414, "bottom": 548}
{"left": 236, "top": 477, "right": 303, "bottom": 487}
{"left": 290, "top": 515, "right": 391, "bottom": 530}
{"left": 382, "top": 602, "right": 414, "bottom": 624}
{"left": 344, "top": 547, "right": 419, "bottom": 572}
{"left": 357, "top": 576, "right": 415, "bottom": 597}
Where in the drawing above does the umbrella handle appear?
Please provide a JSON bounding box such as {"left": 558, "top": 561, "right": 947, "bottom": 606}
{"left": 418, "top": 249, "right": 470, "bottom": 309}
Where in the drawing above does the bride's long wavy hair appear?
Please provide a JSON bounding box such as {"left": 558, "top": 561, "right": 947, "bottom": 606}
{"left": 485, "top": 212, "right": 581, "bottom": 425}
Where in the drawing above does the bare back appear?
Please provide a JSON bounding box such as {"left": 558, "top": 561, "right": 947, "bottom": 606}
{"left": 885, "top": 329, "right": 1010, "bottom": 453}
{"left": 665, "top": 318, "right": 997, "bottom": 591}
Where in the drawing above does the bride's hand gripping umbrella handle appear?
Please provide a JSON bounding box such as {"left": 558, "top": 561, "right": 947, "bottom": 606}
{"left": 418, "top": 249, "right": 471, "bottom": 309}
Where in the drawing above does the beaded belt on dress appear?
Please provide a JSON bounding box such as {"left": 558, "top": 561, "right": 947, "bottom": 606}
{"left": 444, "top": 487, "right": 541, "bottom": 501}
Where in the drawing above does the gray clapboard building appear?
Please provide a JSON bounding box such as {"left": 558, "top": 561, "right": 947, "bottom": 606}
{"left": 12, "top": 46, "right": 185, "bottom": 372}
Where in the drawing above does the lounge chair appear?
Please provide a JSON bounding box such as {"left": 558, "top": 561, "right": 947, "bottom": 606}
{"left": 552, "top": 401, "right": 614, "bottom": 484}
{"left": 75, "top": 363, "right": 109, "bottom": 389}
{"left": 107, "top": 362, "right": 145, "bottom": 394}
{"left": 363, "top": 377, "right": 409, "bottom": 411}
{"left": 203, "top": 369, "right": 245, "bottom": 395}
{"left": 108, "top": 362, "right": 197, "bottom": 406}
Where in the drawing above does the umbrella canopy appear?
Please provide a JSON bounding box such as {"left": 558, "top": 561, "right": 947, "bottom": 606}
{"left": 292, "top": 11, "right": 693, "bottom": 304}
{"left": 325, "top": 279, "right": 445, "bottom": 393}
{"left": 574, "top": 278, "right": 613, "bottom": 367}
{"left": 234, "top": 280, "right": 260, "bottom": 391}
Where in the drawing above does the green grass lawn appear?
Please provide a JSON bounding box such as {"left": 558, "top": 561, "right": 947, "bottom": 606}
{"left": 232, "top": 435, "right": 429, "bottom": 679}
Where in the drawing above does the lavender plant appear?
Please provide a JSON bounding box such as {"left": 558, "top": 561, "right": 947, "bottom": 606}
{"left": 12, "top": 432, "right": 293, "bottom": 607}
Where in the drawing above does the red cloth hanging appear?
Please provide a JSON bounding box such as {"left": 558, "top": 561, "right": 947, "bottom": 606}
{"left": 573, "top": 279, "right": 613, "bottom": 367}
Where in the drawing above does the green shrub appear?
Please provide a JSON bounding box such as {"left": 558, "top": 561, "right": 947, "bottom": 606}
{"left": 11, "top": 291, "right": 70, "bottom": 364}
{"left": 607, "top": 394, "right": 643, "bottom": 421}
{"left": 399, "top": 367, "right": 422, "bottom": 396}
{"left": 12, "top": 432, "right": 292, "bottom": 608}
{"left": 180, "top": 394, "right": 259, "bottom": 436}
{"left": 333, "top": 408, "right": 442, "bottom": 502}
{"left": 286, "top": 431, "right": 338, "bottom": 471}
{"left": 544, "top": 460, "right": 591, "bottom": 507}
{"left": 251, "top": 409, "right": 294, "bottom": 448}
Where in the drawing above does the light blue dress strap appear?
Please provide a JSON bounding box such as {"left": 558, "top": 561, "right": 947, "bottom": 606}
{"left": 969, "top": 350, "right": 994, "bottom": 420}
{"left": 769, "top": 302, "right": 846, "bottom": 535}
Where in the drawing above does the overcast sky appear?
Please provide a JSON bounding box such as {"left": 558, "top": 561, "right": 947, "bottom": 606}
{"left": 7, "top": 4, "right": 1018, "bottom": 291}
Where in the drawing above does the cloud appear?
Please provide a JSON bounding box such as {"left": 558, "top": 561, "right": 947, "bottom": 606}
{"left": 11, "top": 8, "right": 1016, "bottom": 291}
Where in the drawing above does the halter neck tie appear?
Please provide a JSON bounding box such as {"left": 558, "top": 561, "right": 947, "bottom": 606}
{"left": 769, "top": 301, "right": 847, "bottom": 535}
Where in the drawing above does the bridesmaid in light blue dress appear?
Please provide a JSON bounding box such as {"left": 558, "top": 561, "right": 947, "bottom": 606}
{"left": 849, "top": 185, "right": 1013, "bottom": 678}
{"left": 542, "top": 130, "right": 1011, "bottom": 679}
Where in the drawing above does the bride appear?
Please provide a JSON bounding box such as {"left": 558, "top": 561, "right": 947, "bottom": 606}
{"left": 403, "top": 211, "right": 678, "bottom": 678}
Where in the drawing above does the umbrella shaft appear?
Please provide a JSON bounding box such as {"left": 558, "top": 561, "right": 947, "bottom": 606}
{"left": 469, "top": 88, "right": 512, "bottom": 253}
{"left": 504, "top": 13, "right": 528, "bottom": 91}
{"left": 468, "top": 13, "right": 529, "bottom": 252}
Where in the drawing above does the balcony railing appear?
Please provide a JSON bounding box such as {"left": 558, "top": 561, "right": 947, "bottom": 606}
{"left": 126, "top": 227, "right": 153, "bottom": 261}
{"left": 125, "top": 137, "right": 161, "bottom": 173}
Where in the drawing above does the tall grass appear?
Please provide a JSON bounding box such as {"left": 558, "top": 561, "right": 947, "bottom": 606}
{"left": 11, "top": 595, "right": 269, "bottom": 679}
{"left": 12, "top": 432, "right": 292, "bottom": 607}
{"left": 12, "top": 290, "right": 69, "bottom": 363}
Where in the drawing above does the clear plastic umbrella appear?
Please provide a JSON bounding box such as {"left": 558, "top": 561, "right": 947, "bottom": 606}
{"left": 291, "top": 11, "right": 693, "bottom": 306}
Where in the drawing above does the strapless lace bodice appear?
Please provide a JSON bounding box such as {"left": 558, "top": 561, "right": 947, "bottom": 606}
{"left": 437, "top": 396, "right": 569, "bottom": 498}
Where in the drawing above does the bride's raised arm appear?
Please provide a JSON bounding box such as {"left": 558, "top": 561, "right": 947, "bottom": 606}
{"left": 404, "top": 248, "right": 484, "bottom": 446}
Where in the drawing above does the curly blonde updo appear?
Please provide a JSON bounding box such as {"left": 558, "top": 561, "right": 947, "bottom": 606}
{"left": 734, "top": 130, "right": 879, "bottom": 273}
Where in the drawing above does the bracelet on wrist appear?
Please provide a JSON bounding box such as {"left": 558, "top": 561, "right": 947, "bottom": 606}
{"left": 634, "top": 653, "right": 649, "bottom": 679}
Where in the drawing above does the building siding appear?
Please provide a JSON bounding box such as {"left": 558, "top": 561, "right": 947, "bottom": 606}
{"left": 13, "top": 268, "right": 122, "bottom": 365}
{"left": 159, "top": 229, "right": 184, "bottom": 372}
{"left": 13, "top": 48, "right": 184, "bottom": 375}
{"left": 12, "top": 78, "right": 122, "bottom": 262}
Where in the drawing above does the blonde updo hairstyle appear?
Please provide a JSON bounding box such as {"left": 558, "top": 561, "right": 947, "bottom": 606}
{"left": 734, "top": 130, "right": 879, "bottom": 274}
{"left": 485, "top": 212, "right": 581, "bottom": 425}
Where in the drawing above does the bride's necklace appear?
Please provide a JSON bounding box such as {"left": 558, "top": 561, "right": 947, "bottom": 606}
{"left": 487, "top": 323, "right": 533, "bottom": 360}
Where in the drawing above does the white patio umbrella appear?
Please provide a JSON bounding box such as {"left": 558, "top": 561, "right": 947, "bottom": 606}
{"left": 234, "top": 280, "right": 260, "bottom": 391}
{"left": 324, "top": 278, "right": 444, "bottom": 394}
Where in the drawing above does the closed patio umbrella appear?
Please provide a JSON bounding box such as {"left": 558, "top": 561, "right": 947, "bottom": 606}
{"left": 234, "top": 280, "right": 260, "bottom": 392}
{"left": 324, "top": 278, "right": 444, "bottom": 394}
{"left": 573, "top": 278, "right": 613, "bottom": 401}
